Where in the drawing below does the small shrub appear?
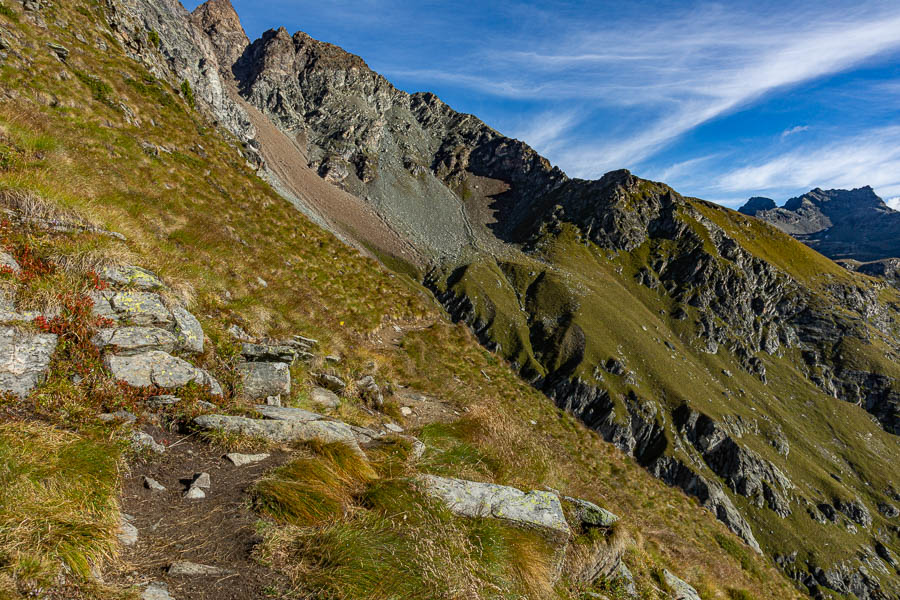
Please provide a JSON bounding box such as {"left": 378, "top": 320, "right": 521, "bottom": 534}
{"left": 0, "top": 2, "right": 18, "bottom": 21}
{"left": 180, "top": 80, "right": 195, "bottom": 109}
{"left": 147, "top": 29, "right": 160, "bottom": 48}
{"left": 727, "top": 589, "right": 756, "bottom": 600}
{"left": 73, "top": 70, "right": 115, "bottom": 107}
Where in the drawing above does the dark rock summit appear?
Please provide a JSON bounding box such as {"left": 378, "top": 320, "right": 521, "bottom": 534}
{"left": 740, "top": 186, "right": 900, "bottom": 261}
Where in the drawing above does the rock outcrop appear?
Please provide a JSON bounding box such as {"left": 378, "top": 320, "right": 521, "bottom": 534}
{"left": 0, "top": 327, "right": 57, "bottom": 397}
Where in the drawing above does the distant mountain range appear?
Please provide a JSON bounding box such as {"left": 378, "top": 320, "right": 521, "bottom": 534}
{"left": 739, "top": 187, "right": 900, "bottom": 263}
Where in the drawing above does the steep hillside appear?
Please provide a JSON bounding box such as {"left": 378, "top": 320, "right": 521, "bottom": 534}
{"left": 68, "top": 1, "right": 900, "bottom": 598}
{"left": 0, "top": 1, "right": 805, "bottom": 600}
{"left": 739, "top": 187, "right": 900, "bottom": 262}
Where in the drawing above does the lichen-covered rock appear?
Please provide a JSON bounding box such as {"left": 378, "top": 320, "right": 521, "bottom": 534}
{"left": 193, "top": 414, "right": 363, "bottom": 455}
{"left": 240, "top": 342, "right": 295, "bottom": 363}
{"left": 92, "top": 326, "right": 178, "bottom": 354}
{"left": 169, "top": 306, "right": 202, "bottom": 353}
{"left": 237, "top": 361, "right": 290, "bottom": 399}
{"left": 131, "top": 431, "right": 165, "bottom": 454}
{"left": 0, "top": 327, "right": 57, "bottom": 397}
{"left": 418, "top": 474, "right": 571, "bottom": 542}
{"left": 110, "top": 291, "right": 173, "bottom": 326}
{"left": 101, "top": 265, "right": 165, "bottom": 290}
{"left": 662, "top": 569, "right": 701, "bottom": 600}
{"left": 106, "top": 350, "right": 221, "bottom": 394}
{"left": 563, "top": 496, "right": 619, "bottom": 529}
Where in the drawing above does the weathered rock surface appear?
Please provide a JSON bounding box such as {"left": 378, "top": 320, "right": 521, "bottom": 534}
{"left": 237, "top": 361, "right": 290, "bottom": 399}
{"left": 418, "top": 474, "right": 571, "bottom": 542}
{"left": 194, "top": 414, "right": 363, "bottom": 454}
{"left": 356, "top": 375, "right": 383, "bottom": 407}
{"left": 109, "top": 291, "right": 173, "bottom": 326}
{"left": 309, "top": 386, "right": 340, "bottom": 409}
{"left": 131, "top": 431, "right": 166, "bottom": 454}
{"left": 101, "top": 265, "right": 165, "bottom": 290}
{"left": 563, "top": 496, "right": 619, "bottom": 529}
{"left": 172, "top": 306, "right": 204, "bottom": 353}
{"left": 117, "top": 514, "right": 138, "bottom": 546}
{"left": 92, "top": 326, "right": 177, "bottom": 354}
{"left": 106, "top": 351, "right": 222, "bottom": 394}
{"left": 240, "top": 342, "right": 295, "bottom": 363}
{"left": 0, "top": 327, "right": 57, "bottom": 397}
{"left": 225, "top": 452, "right": 270, "bottom": 466}
{"left": 316, "top": 372, "right": 346, "bottom": 393}
{"left": 663, "top": 569, "right": 701, "bottom": 600}
{"left": 142, "top": 582, "right": 174, "bottom": 600}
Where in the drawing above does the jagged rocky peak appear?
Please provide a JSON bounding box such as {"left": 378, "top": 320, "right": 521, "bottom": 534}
{"left": 738, "top": 196, "right": 776, "bottom": 215}
{"left": 190, "top": 0, "right": 249, "bottom": 70}
{"left": 784, "top": 185, "right": 888, "bottom": 213}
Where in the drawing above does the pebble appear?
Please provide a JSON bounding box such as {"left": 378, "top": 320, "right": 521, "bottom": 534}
{"left": 400, "top": 406, "right": 413, "bottom": 416}
{"left": 384, "top": 423, "right": 404, "bottom": 433}
{"left": 143, "top": 476, "right": 166, "bottom": 492}
{"left": 192, "top": 472, "right": 210, "bottom": 489}
{"left": 142, "top": 583, "right": 174, "bottom": 600}
{"left": 118, "top": 514, "right": 138, "bottom": 546}
{"left": 183, "top": 486, "right": 206, "bottom": 500}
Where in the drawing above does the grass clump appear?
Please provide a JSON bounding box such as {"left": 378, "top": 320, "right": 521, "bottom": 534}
{"left": 147, "top": 29, "right": 160, "bottom": 48}
{"left": 253, "top": 441, "right": 377, "bottom": 526}
{"left": 180, "top": 80, "right": 195, "bottom": 109}
{"left": 0, "top": 422, "right": 121, "bottom": 591}
{"left": 72, "top": 70, "right": 115, "bottom": 108}
{"left": 0, "top": 3, "right": 17, "bottom": 21}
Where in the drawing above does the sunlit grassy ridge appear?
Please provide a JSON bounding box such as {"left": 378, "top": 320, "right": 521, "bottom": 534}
{"left": 0, "top": 1, "right": 803, "bottom": 598}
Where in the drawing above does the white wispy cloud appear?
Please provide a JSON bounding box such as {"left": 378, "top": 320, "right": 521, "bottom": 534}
{"left": 781, "top": 125, "right": 809, "bottom": 138}
{"left": 390, "top": 2, "right": 900, "bottom": 180}
{"left": 716, "top": 125, "right": 900, "bottom": 199}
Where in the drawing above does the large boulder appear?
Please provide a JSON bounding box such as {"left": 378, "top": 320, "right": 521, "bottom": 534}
{"left": 418, "top": 474, "right": 571, "bottom": 542}
{"left": 105, "top": 351, "right": 221, "bottom": 395}
{"left": 0, "top": 327, "right": 57, "bottom": 397}
{"left": 563, "top": 496, "right": 619, "bottom": 529}
{"left": 193, "top": 414, "right": 363, "bottom": 455}
{"left": 237, "top": 361, "right": 290, "bottom": 399}
{"left": 92, "top": 326, "right": 177, "bottom": 354}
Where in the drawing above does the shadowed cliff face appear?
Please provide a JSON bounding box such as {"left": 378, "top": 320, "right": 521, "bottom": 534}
{"left": 740, "top": 187, "right": 900, "bottom": 262}
{"left": 106, "top": 2, "right": 900, "bottom": 597}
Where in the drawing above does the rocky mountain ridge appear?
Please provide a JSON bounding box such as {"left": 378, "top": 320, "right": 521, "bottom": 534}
{"left": 21, "top": 0, "right": 900, "bottom": 597}
{"left": 739, "top": 186, "right": 900, "bottom": 262}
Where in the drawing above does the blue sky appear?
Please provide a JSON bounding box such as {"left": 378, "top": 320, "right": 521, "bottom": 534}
{"left": 185, "top": 0, "right": 900, "bottom": 208}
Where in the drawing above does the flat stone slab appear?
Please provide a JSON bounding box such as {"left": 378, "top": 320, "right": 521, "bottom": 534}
{"left": 194, "top": 414, "right": 363, "bottom": 455}
{"left": 168, "top": 560, "right": 234, "bottom": 577}
{"left": 105, "top": 351, "right": 221, "bottom": 395}
{"left": 254, "top": 405, "right": 323, "bottom": 422}
{"left": 109, "top": 291, "right": 173, "bottom": 326}
{"left": 101, "top": 265, "right": 165, "bottom": 291}
{"left": 117, "top": 514, "right": 138, "bottom": 546}
{"left": 0, "top": 327, "right": 57, "bottom": 397}
{"left": 238, "top": 361, "right": 290, "bottom": 399}
{"left": 225, "top": 452, "right": 270, "bottom": 466}
{"left": 663, "top": 570, "right": 701, "bottom": 600}
{"left": 92, "top": 326, "right": 177, "bottom": 354}
{"left": 418, "top": 475, "right": 571, "bottom": 541}
{"left": 172, "top": 306, "right": 203, "bottom": 354}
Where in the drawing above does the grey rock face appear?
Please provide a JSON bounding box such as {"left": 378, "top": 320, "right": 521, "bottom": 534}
{"left": 418, "top": 474, "right": 571, "bottom": 542}
{"left": 109, "top": 291, "right": 173, "bottom": 326}
{"left": 104, "top": 0, "right": 255, "bottom": 143}
{"left": 143, "top": 476, "right": 166, "bottom": 491}
{"left": 240, "top": 342, "right": 295, "bottom": 363}
{"left": 172, "top": 306, "right": 204, "bottom": 353}
{"left": 309, "top": 386, "right": 340, "bottom": 409}
{"left": 193, "top": 414, "right": 363, "bottom": 454}
{"left": 316, "top": 372, "right": 346, "bottom": 393}
{"left": 117, "top": 514, "right": 138, "bottom": 546}
{"left": 101, "top": 265, "right": 165, "bottom": 290}
{"left": 105, "top": 351, "right": 221, "bottom": 394}
{"left": 225, "top": 452, "right": 269, "bottom": 466}
{"left": 0, "top": 251, "right": 20, "bottom": 274}
{"left": 356, "top": 375, "right": 383, "bottom": 407}
{"left": 237, "top": 361, "right": 290, "bottom": 399}
{"left": 254, "top": 404, "right": 322, "bottom": 422}
{"left": 92, "top": 326, "right": 178, "bottom": 354}
{"left": 563, "top": 496, "right": 619, "bottom": 529}
{"left": 662, "top": 569, "right": 701, "bottom": 600}
{"left": 0, "top": 327, "right": 57, "bottom": 397}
